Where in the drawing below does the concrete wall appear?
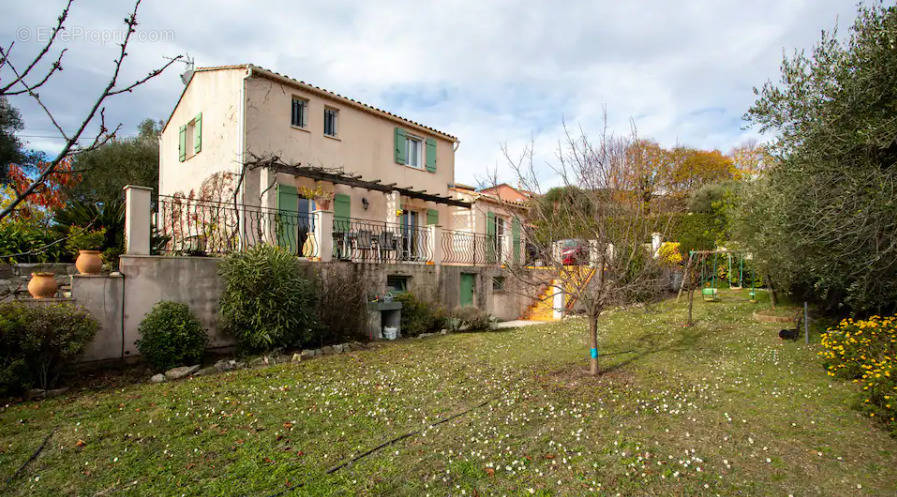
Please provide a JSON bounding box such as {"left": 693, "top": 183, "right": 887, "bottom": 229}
{"left": 72, "top": 275, "right": 124, "bottom": 362}
{"left": 70, "top": 256, "right": 537, "bottom": 363}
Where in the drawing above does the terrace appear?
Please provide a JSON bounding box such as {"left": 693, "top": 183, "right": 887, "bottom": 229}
{"left": 151, "top": 192, "right": 514, "bottom": 266}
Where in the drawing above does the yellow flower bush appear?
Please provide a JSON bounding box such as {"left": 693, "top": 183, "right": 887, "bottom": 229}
{"left": 820, "top": 315, "right": 897, "bottom": 432}
{"left": 657, "top": 242, "right": 683, "bottom": 267}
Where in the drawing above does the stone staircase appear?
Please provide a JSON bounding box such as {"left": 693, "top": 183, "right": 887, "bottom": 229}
{"left": 522, "top": 279, "right": 560, "bottom": 321}
{"left": 520, "top": 267, "right": 598, "bottom": 321}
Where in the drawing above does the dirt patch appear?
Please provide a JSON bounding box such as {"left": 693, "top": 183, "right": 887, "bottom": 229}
{"left": 539, "top": 364, "right": 636, "bottom": 391}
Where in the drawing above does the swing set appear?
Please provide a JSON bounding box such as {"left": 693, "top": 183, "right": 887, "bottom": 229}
{"left": 677, "top": 249, "right": 761, "bottom": 303}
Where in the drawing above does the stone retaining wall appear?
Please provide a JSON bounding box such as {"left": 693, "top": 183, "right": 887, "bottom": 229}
{"left": 70, "top": 256, "right": 537, "bottom": 363}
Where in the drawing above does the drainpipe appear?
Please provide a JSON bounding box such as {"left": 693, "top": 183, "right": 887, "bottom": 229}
{"left": 111, "top": 270, "right": 126, "bottom": 361}
{"left": 236, "top": 66, "right": 251, "bottom": 250}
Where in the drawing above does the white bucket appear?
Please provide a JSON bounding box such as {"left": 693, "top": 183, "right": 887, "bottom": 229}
{"left": 383, "top": 326, "right": 398, "bottom": 340}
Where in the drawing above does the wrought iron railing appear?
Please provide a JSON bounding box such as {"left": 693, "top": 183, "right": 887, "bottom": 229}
{"left": 442, "top": 230, "right": 505, "bottom": 265}
{"left": 332, "top": 218, "right": 432, "bottom": 263}
{"left": 154, "top": 195, "right": 318, "bottom": 257}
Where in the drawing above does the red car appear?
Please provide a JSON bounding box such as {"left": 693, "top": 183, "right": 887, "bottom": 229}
{"left": 560, "top": 239, "right": 589, "bottom": 265}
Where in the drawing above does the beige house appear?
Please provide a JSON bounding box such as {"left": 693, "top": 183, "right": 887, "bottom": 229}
{"left": 158, "top": 64, "right": 468, "bottom": 261}
{"left": 445, "top": 184, "right": 528, "bottom": 266}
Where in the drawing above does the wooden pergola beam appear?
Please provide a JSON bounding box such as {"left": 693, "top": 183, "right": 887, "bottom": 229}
{"left": 266, "top": 163, "right": 472, "bottom": 208}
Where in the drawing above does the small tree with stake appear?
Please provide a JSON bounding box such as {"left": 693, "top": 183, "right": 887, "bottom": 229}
{"left": 0, "top": 0, "right": 181, "bottom": 222}
{"left": 505, "top": 116, "right": 676, "bottom": 376}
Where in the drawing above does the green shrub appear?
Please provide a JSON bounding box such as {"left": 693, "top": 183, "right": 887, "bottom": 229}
{"left": 0, "top": 302, "right": 98, "bottom": 394}
{"left": 65, "top": 225, "right": 107, "bottom": 254}
{"left": 136, "top": 301, "right": 208, "bottom": 372}
{"left": 670, "top": 212, "right": 719, "bottom": 255}
{"left": 450, "top": 306, "right": 493, "bottom": 332}
{"left": 394, "top": 293, "right": 446, "bottom": 337}
{"left": 0, "top": 219, "right": 68, "bottom": 263}
{"left": 218, "top": 245, "right": 318, "bottom": 353}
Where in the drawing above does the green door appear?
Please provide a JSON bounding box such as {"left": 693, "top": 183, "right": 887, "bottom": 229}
{"left": 276, "top": 184, "right": 299, "bottom": 254}
{"left": 460, "top": 273, "right": 475, "bottom": 307}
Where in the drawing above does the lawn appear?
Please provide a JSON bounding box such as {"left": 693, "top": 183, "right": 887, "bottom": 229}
{"left": 2, "top": 290, "right": 896, "bottom": 496}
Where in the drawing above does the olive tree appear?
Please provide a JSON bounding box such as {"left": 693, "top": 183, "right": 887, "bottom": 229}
{"left": 742, "top": 3, "right": 897, "bottom": 314}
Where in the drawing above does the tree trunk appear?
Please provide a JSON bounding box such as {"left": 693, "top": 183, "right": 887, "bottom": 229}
{"left": 588, "top": 312, "right": 599, "bottom": 376}
{"left": 766, "top": 273, "right": 777, "bottom": 309}
{"left": 687, "top": 285, "right": 695, "bottom": 326}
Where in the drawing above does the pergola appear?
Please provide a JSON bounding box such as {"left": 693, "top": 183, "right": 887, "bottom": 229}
{"left": 249, "top": 158, "right": 471, "bottom": 209}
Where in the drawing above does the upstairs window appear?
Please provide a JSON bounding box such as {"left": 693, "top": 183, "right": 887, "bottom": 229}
{"left": 324, "top": 107, "right": 338, "bottom": 136}
{"left": 178, "top": 112, "right": 202, "bottom": 162}
{"left": 291, "top": 97, "right": 307, "bottom": 128}
{"left": 394, "top": 127, "right": 436, "bottom": 172}
{"left": 405, "top": 135, "right": 422, "bottom": 168}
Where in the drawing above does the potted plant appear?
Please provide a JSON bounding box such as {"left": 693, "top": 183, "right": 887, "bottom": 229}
{"left": 299, "top": 185, "right": 334, "bottom": 211}
{"left": 27, "top": 270, "right": 58, "bottom": 298}
{"left": 66, "top": 226, "right": 107, "bottom": 275}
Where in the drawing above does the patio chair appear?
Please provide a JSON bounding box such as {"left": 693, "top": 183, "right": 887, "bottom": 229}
{"left": 378, "top": 231, "right": 398, "bottom": 262}
{"left": 355, "top": 229, "right": 374, "bottom": 261}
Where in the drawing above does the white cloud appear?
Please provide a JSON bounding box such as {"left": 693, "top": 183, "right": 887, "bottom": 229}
{"left": 2, "top": 0, "right": 861, "bottom": 185}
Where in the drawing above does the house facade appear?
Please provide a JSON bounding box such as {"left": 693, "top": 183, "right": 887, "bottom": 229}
{"left": 446, "top": 184, "right": 528, "bottom": 266}
{"left": 158, "top": 64, "right": 468, "bottom": 262}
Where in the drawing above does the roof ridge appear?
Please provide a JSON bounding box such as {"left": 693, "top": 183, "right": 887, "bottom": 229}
{"left": 195, "top": 64, "right": 456, "bottom": 141}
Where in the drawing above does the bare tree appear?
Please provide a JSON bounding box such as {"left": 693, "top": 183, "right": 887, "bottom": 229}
{"left": 0, "top": 0, "right": 181, "bottom": 221}
{"left": 505, "top": 115, "right": 677, "bottom": 375}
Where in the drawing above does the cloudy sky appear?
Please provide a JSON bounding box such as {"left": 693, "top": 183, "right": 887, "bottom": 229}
{"left": 3, "top": 0, "right": 859, "bottom": 186}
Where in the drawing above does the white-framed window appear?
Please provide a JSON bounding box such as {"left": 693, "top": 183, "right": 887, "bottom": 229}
{"left": 324, "top": 107, "right": 338, "bottom": 136}
{"left": 495, "top": 216, "right": 506, "bottom": 257}
{"left": 291, "top": 97, "right": 307, "bottom": 128}
{"left": 178, "top": 112, "right": 202, "bottom": 162}
{"left": 405, "top": 135, "right": 422, "bottom": 168}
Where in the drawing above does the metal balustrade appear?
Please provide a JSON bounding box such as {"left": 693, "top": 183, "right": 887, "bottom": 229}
{"left": 442, "top": 229, "right": 504, "bottom": 266}
{"left": 333, "top": 218, "right": 432, "bottom": 263}
{"left": 152, "top": 196, "right": 515, "bottom": 266}
{"left": 154, "top": 195, "right": 318, "bottom": 257}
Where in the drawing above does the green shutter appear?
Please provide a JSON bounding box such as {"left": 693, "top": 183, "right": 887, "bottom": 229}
{"left": 486, "top": 211, "right": 496, "bottom": 263}
{"left": 334, "top": 193, "right": 351, "bottom": 227}
{"left": 426, "top": 208, "right": 439, "bottom": 225}
{"left": 276, "top": 184, "right": 299, "bottom": 254}
{"left": 394, "top": 127, "right": 407, "bottom": 164}
{"left": 193, "top": 112, "right": 202, "bottom": 153}
{"left": 178, "top": 125, "right": 186, "bottom": 162}
{"left": 425, "top": 137, "right": 437, "bottom": 172}
{"left": 512, "top": 217, "right": 521, "bottom": 265}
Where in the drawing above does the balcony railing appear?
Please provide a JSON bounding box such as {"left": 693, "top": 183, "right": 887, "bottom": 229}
{"left": 154, "top": 195, "right": 318, "bottom": 257}
{"left": 442, "top": 229, "right": 505, "bottom": 266}
{"left": 150, "top": 196, "right": 514, "bottom": 266}
{"left": 333, "top": 218, "right": 432, "bottom": 263}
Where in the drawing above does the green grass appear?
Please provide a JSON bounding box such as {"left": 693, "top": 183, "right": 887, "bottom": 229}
{"left": 1, "top": 289, "right": 895, "bottom": 496}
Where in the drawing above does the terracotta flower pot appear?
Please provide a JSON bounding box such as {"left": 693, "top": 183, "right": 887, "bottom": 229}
{"left": 75, "top": 249, "right": 103, "bottom": 275}
{"left": 316, "top": 197, "right": 332, "bottom": 210}
{"left": 28, "top": 272, "right": 58, "bottom": 299}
